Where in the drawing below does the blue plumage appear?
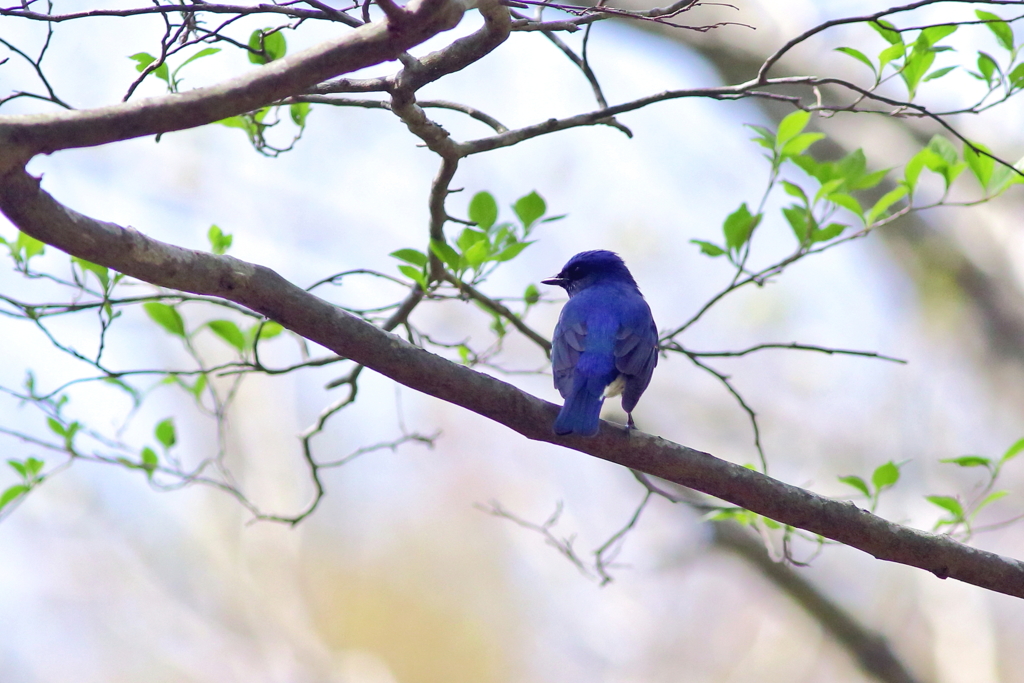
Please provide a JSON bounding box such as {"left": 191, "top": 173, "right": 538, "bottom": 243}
{"left": 542, "top": 250, "right": 658, "bottom": 436}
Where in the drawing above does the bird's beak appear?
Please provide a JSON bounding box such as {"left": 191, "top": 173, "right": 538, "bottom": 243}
{"left": 542, "top": 275, "right": 567, "bottom": 287}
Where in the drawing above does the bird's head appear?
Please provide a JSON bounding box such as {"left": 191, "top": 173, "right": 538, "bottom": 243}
{"left": 542, "top": 250, "right": 638, "bottom": 296}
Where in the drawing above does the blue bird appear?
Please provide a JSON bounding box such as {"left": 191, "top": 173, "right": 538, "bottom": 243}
{"left": 542, "top": 250, "right": 658, "bottom": 436}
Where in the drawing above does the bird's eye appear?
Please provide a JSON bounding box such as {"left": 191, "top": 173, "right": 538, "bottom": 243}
{"left": 567, "top": 264, "right": 584, "bottom": 279}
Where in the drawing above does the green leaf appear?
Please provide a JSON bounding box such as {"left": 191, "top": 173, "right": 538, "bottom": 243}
{"left": 398, "top": 265, "right": 428, "bottom": 289}
{"left": 838, "top": 475, "right": 871, "bottom": 497}
{"left": 7, "top": 459, "right": 27, "bottom": 479}
{"left": 690, "top": 239, "right": 726, "bottom": 257}
{"left": 901, "top": 47, "right": 936, "bottom": 98}
{"left": 513, "top": 191, "right": 546, "bottom": 230}
{"left": 722, "top": 203, "right": 761, "bottom": 252}
{"left": 129, "top": 52, "right": 155, "bottom": 70}
{"left": 866, "top": 185, "right": 908, "bottom": 224}
{"left": 926, "top": 495, "right": 964, "bottom": 519}
{"left": 155, "top": 418, "right": 176, "bottom": 449}
{"left": 928, "top": 135, "right": 958, "bottom": 166}
{"left": 248, "top": 28, "right": 287, "bottom": 64}
{"left": 143, "top": 302, "right": 186, "bottom": 337}
{"left": 1001, "top": 437, "right": 1024, "bottom": 463}
{"left": 17, "top": 231, "right": 45, "bottom": 260}
{"left": 977, "top": 52, "right": 998, "bottom": 84}
{"left": 493, "top": 240, "right": 533, "bottom": 263}
{"left": 176, "top": 47, "right": 221, "bottom": 70}
{"left": 923, "top": 65, "right": 956, "bottom": 82}
{"left": 207, "top": 224, "right": 233, "bottom": 255}
{"left": 814, "top": 178, "right": 845, "bottom": 204}
{"left": 828, "top": 192, "right": 864, "bottom": 219}
{"left": 523, "top": 283, "right": 540, "bottom": 305}
{"left": 848, "top": 168, "right": 888, "bottom": 191}
{"left": 963, "top": 141, "right": 995, "bottom": 189}
{"left": 72, "top": 257, "right": 110, "bottom": 289}
{"left": 208, "top": 320, "right": 245, "bottom": 351}
{"left": 940, "top": 455, "right": 992, "bottom": 468}
{"left": 835, "top": 47, "right": 877, "bottom": 77}
{"left": 463, "top": 239, "right": 490, "bottom": 268}
{"left": 190, "top": 373, "right": 207, "bottom": 400}
{"left": 776, "top": 110, "right": 811, "bottom": 149}
{"left": 217, "top": 115, "right": 255, "bottom": 133}
{"left": 1010, "top": 63, "right": 1024, "bottom": 90}
{"left": 837, "top": 148, "right": 867, "bottom": 180}
{"left": 878, "top": 43, "right": 906, "bottom": 71}
{"left": 974, "top": 490, "right": 1009, "bottom": 514}
{"left": 468, "top": 192, "right": 498, "bottom": 231}
{"left": 812, "top": 222, "right": 846, "bottom": 243}
{"left": 870, "top": 19, "right": 903, "bottom": 46}
{"left": 904, "top": 147, "right": 937, "bottom": 190}
{"left": 0, "top": 484, "right": 29, "bottom": 511}
{"left": 920, "top": 24, "right": 957, "bottom": 47}
{"left": 390, "top": 248, "right": 428, "bottom": 267}
{"left": 46, "top": 417, "right": 66, "bottom": 437}
{"left": 781, "top": 180, "right": 808, "bottom": 201}
{"left": 976, "top": 10, "right": 1014, "bottom": 51}
{"left": 704, "top": 507, "right": 756, "bottom": 525}
{"left": 129, "top": 52, "right": 169, "bottom": 83}
{"left": 456, "top": 228, "right": 487, "bottom": 253}
{"left": 991, "top": 155, "right": 1024, "bottom": 193}
{"left": 745, "top": 124, "right": 776, "bottom": 150}
{"left": 429, "top": 239, "right": 461, "bottom": 272}
{"left": 781, "top": 132, "right": 825, "bottom": 158}
{"left": 790, "top": 155, "right": 832, "bottom": 184}
{"left": 783, "top": 205, "right": 815, "bottom": 245}
{"left": 253, "top": 321, "right": 284, "bottom": 342}
{"left": 140, "top": 447, "right": 158, "bottom": 478}
{"left": 289, "top": 101, "right": 310, "bottom": 126}
{"left": 871, "top": 461, "right": 901, "bottom": 490}
{"left": 24, "top": 457, "right": 44, "bottom": 478}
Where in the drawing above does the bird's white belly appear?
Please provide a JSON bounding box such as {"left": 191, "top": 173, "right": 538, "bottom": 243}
{"left": 603, "top": 374, "right": 626, "bottom": 398}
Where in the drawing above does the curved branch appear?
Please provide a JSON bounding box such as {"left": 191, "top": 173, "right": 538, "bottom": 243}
{"left": 0, "top": 0, "right": 467, "bottom": 172}
{"left": 438, "top": 270, "right": 553, "bottom": 353}
{"left": 2, "top": 168, "right": 1022, "bottom": 599}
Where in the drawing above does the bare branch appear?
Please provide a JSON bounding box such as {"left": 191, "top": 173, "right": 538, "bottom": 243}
{"left": 681, "top": 342, "right": 908, "bottom": 364}
{"left": 438, "top": 271, "right": 553, "bottom": 353}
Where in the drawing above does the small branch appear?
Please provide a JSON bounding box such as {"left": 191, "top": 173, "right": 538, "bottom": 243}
{"left": 318, "top": 432, "right": 438, "bottom": 468}
{"left": 688, "top": 355, "right": 768, "bottom": 473}
{"left": 438, "top": 270, "right": 552, "bottom": 354}
{"left": 594, "top": 490, "right": 652, "bottom": 584}
{"left": 292, "top": 95, "right": 509, "bottom": 132}
{"left": 682, "top": 342, "right": 908, "bottom": 364}
{"left": 477, "top": 500, "right": 597, "bottom": 578}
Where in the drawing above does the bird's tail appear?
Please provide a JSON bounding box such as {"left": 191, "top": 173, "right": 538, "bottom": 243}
{"left": 554, "top": 386, "right": 604, "bottom": 436}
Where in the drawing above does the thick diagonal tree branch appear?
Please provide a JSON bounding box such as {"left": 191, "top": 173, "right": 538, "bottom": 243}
{"left": 0, "top": 168, "right": 1022, "bottom": 599}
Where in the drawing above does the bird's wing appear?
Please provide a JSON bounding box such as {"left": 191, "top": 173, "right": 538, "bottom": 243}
{"left": 614, "top": 300, "right": 658, "bottom": 412}
{"left": 614, "top": 304, "right": 658, "bottom": 377}
{"left": 551, "top": 319, "right": 586, "bottom": 398}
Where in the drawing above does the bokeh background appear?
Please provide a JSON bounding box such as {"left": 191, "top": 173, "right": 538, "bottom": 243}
{"left": 1, "top": 1, "right": 1023, "bottom": 681}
